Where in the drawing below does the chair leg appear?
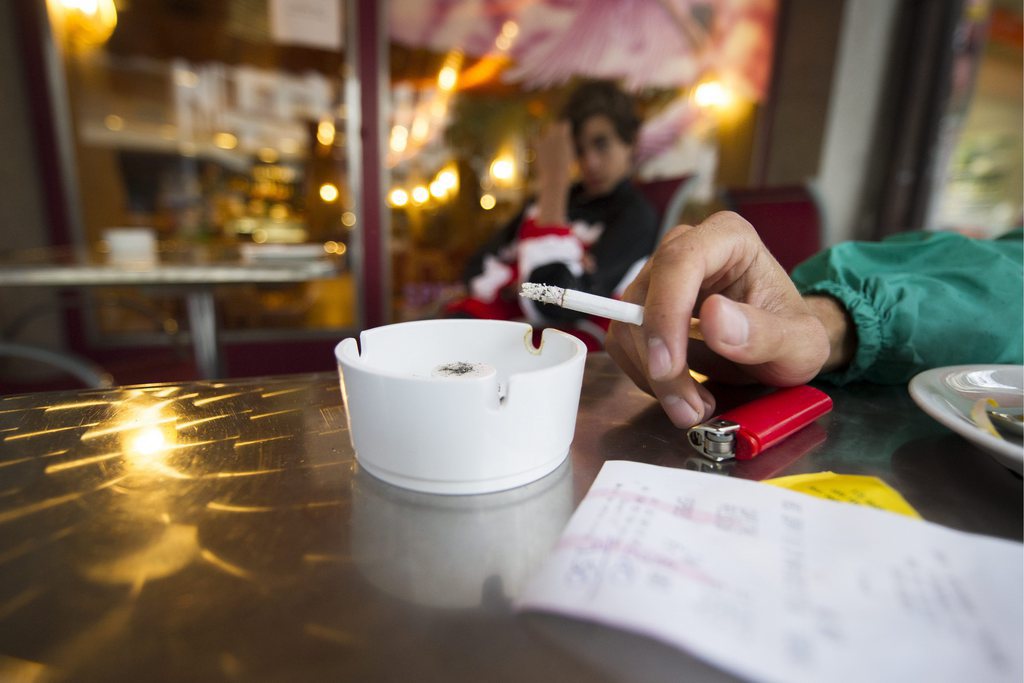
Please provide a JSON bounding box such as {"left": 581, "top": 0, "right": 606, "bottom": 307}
{"left": 0, "top": 342, "right": 114, "bottom": 389}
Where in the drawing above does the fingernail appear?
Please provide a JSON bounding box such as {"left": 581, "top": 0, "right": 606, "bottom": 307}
{"left": 663, "top": 394, "right": 698, "bottom": 426}
{"left": 719, "top": 299, "right": 749, "bottom": 346}
{"left": 647, "top": 337, "right": 672, "bottom": 380}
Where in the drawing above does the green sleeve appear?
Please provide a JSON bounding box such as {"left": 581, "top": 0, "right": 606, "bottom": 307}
{"left": 790, "top": 228, "right": 1023, "bottom": 385}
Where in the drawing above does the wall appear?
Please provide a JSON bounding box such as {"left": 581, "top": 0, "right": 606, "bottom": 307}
{"left": 0, "top": 0, "right": 70, "bottom": 381}
{"left": 0, "top": 2, "right": 47, "bottom": 250}
{"left": 817, "top": 0, "right": 902, "bottom": 244}
{"left": 750, "top": 0, "right": 903, "bottom": 246}
{"left": 754, "top": 0, "right": 845, "bottom": 188}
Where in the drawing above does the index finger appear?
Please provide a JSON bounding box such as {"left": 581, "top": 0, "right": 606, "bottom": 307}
{"left": 641, "top": 212, "right": 761, "bottom": 381}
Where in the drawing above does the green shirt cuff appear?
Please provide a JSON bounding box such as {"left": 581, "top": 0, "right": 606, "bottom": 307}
{"left": 798, "top": 280, "right": 882, "bottom": 386}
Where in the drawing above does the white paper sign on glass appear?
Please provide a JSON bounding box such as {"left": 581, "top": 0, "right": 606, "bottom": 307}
{"left": 269, "top": 0, "right": 342, "bottom": 50}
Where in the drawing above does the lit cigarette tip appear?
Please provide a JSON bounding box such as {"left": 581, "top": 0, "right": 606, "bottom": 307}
{"left": 519, "top": 282, "right": 565, "bottom": 306}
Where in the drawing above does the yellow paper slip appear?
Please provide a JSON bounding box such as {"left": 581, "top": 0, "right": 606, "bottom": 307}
{"left": 764, "top": 471, "right": 921, "bottom": 518}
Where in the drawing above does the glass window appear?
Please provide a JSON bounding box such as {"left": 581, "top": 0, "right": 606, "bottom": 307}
{"left": 46, "top": 0, "right": 357, "bottom": 342}
{"left": 385, "top": 0, "right": 779, "bottom": 322}
{"left": 933, "top": 0, "right": 1023, "bottom": 237}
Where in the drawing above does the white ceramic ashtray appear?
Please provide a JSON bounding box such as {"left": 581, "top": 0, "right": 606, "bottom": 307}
{"left": 335, "top": 319, "right": 587, "bottom": 495}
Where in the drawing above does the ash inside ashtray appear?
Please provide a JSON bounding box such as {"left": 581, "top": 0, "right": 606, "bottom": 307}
{"left": 430, "top": 361, "right": 492, "bottom": 379}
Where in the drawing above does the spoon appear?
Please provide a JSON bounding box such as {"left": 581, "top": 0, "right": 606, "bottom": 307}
{"left": 986, "top": 408, "right": 1024, "bottom": 438}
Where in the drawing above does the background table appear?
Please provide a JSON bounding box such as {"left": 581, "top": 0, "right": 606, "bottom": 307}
{"left": 0, "top": 354, "right": 1019, "bottom": 682}
{"left": 0, "top": 247, "right": 339, "bottom": 378}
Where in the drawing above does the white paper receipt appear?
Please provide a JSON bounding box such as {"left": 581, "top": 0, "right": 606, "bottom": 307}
{"left": 517, "top": 460, "right": 1023, "bottom": 683}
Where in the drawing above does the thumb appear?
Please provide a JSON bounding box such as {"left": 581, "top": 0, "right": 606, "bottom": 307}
{"left": 699, "top": 295, "right": 828, "bottom": 385}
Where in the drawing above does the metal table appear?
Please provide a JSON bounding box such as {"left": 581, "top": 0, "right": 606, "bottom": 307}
{"left": 0, "top": 251, "right": 339, "bottom": 379}
{"left": 0, "top": 354, "right": 1019, "bottom": 682}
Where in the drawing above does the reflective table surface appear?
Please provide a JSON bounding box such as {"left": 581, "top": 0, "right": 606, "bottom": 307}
{"left": 0, "top": 354, "right": 1020, "bottom": 682}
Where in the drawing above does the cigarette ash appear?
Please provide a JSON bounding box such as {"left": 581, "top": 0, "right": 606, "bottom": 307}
{"left": 520, "top": 282, "right": 565, "bottom": 306}
{"left": 435, "top": 362, "right": 478, "bottom": 376}
{"left": 430, "top": 361, "right": 491, "bottom": 379}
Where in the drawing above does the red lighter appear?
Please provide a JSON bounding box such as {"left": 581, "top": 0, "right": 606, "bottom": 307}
{"left": 686, "top": 385, "right": 832, "bottom": 461}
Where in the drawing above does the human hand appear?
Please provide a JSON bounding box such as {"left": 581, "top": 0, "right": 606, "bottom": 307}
{"left": 534, "top": 120, "right": 574, "bottom": 225}
{"left": 605, "top": 211, "right": 834, "bottom": 427}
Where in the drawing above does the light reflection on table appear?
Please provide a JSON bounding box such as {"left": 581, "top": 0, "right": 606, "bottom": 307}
{"left": 0, "top": 354, "right": 1019, "bottom": 682}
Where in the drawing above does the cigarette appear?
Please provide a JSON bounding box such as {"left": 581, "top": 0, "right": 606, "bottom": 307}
{"left": 519, "top": 282, "right": 703, "bottom": 340}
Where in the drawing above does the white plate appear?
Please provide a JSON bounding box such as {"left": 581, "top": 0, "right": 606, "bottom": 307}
{"left": 908, "top": 364, "right": 1024, "bottom": 474}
